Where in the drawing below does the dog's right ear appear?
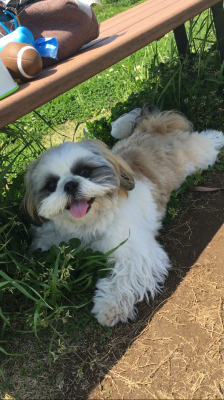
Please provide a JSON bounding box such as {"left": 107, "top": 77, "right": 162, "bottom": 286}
{"left": 23, "top": 175, "right": 45, "bottom": 227}
{"left": 94, "top": 140, "right": 135, "bottom": 196}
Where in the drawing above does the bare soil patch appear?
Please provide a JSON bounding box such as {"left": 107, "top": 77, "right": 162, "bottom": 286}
{"left": 91, "top": 218, "right": 224, "bottom": 399}
{"left": 1, "top": 169, "right": 224, "bottom": 400}
{"left": 87, "top": 169, "right": 224, "bottom": 400}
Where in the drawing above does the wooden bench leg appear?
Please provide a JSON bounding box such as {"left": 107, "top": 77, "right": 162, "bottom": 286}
{"left": 173, "top": 24, "right": 189, "bottom": 60}
{"left": 211, "top": 1, "right": 224, "bottom": 62}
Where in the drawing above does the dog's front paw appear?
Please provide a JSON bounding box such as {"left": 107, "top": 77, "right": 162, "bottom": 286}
{"left": 92, "top": 290, "right": 137, "bottom": 327}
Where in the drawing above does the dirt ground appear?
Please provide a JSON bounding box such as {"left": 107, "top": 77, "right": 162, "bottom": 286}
{"left": 1, "top": 168, "right": 224, "bottom": 400}
{"left": 86, "top": 168, "right": 224, "bottom": 400}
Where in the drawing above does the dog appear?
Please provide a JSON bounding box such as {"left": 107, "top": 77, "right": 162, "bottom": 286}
{"left": 23, "top": 107, "right": 224, "bottom": 326}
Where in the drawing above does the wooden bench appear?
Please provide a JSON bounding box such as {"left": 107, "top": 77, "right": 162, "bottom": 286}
{"left": 0, "top": 0, "right": 224, "bottom": 129}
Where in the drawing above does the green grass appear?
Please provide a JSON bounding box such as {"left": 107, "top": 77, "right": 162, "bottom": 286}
{"left": 1, "top": 1, "right": 224, "bottom": 383}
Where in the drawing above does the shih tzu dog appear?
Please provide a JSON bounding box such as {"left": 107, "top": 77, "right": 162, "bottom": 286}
{"left": 23, "top": 106, "right": 224, "bottom": 326}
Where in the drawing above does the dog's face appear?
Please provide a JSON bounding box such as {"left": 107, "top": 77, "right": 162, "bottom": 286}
{"left": 24, "top": 139, "right": 135, "bottom": 225}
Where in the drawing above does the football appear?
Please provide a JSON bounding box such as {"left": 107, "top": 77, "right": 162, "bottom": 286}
{"left": 0, "top": 42, "right": 43, "bottom": 81}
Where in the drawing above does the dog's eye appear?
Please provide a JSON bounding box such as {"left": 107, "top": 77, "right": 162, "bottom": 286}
{"left": 47, "top": 182, "right": 58, "bottom": 192}
{"left": 80, "top": 168, "right": 91, "bottom": 178}
{"left": 41, "top": 175, "right": 59, "bottom": 194}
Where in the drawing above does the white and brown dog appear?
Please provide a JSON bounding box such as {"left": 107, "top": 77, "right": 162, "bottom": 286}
{"left": 24, "top": 107, "right": 224, "bottom": 326}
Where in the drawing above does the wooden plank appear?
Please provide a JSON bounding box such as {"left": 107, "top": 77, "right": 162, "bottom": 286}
{"left": 0, "top": 0, "right": 221, "bottom": 128}
{"left": 173, "top": 24, "right": 189, "bottom": 59}
{"left": 212, "top": 1, "right": 224, "bottom": 62}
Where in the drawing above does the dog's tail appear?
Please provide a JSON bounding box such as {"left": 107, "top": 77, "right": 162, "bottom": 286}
{"left": 138, "top": 105, "right": 193, "bottom": 136}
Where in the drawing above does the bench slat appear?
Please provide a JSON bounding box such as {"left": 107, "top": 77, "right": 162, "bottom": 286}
{"left": 0, "top": 0, "right": 221, "bottom": 128}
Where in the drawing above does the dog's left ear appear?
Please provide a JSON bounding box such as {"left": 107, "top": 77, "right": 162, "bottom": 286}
{"left": 107, "top": 152, "right": 135, "bottom": 197}
{"left": 95, "top": 140, "right": 135, "bottom": 197}
{"left": 23, "top": 161, "right": 46, "bottom": 226}
{"left": 23, "top": 186, "right": 46, "bottom": 226}
{"left": 119, "top": 165, "right": 135, "bottom": 195}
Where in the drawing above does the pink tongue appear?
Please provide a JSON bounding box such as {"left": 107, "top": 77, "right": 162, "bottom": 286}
{"left": 69, "top": 199, "right": 89, "bottom": 218}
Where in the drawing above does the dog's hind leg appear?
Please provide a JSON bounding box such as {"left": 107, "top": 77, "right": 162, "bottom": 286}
{"left": 111, "top": 108, "right": 142, "bottom": 139}
{"left": 178, "top": 130, "right": 224, "bottom": 178}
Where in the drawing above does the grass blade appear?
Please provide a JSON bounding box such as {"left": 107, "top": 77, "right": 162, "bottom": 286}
{"left": 51, "top": 250, "right": 61, "bottom": 306}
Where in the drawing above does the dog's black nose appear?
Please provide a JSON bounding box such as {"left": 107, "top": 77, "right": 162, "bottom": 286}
{"left": 64, "top": 181, "right": 79, "bottom": 195}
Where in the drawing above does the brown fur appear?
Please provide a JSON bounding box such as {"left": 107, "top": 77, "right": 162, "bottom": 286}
{"left": 23, "top": 170, "right": 47, "bottom": 226}
{"left": 112, "top": 110, "right": 194, "bottom": 217}
{"left": 137, "top": 109, "right": 193, "bottom": 135}
{"left": 23, "top": 189, "right": 46, "bottom": 226}
{"left": 93, "top": 139, "right": 135, "bottom": 197}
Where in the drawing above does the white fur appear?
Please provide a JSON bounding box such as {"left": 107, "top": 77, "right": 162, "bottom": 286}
{"left": 111, "top": 108, "right": 142, "bottom": 139}
{"left": 25, "top": 109, "right": 224, "bottom": 326}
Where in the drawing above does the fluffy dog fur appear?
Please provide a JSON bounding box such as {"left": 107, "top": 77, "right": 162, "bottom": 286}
{"left": 24, "top": 107, "right": 224, "bottom": 326}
